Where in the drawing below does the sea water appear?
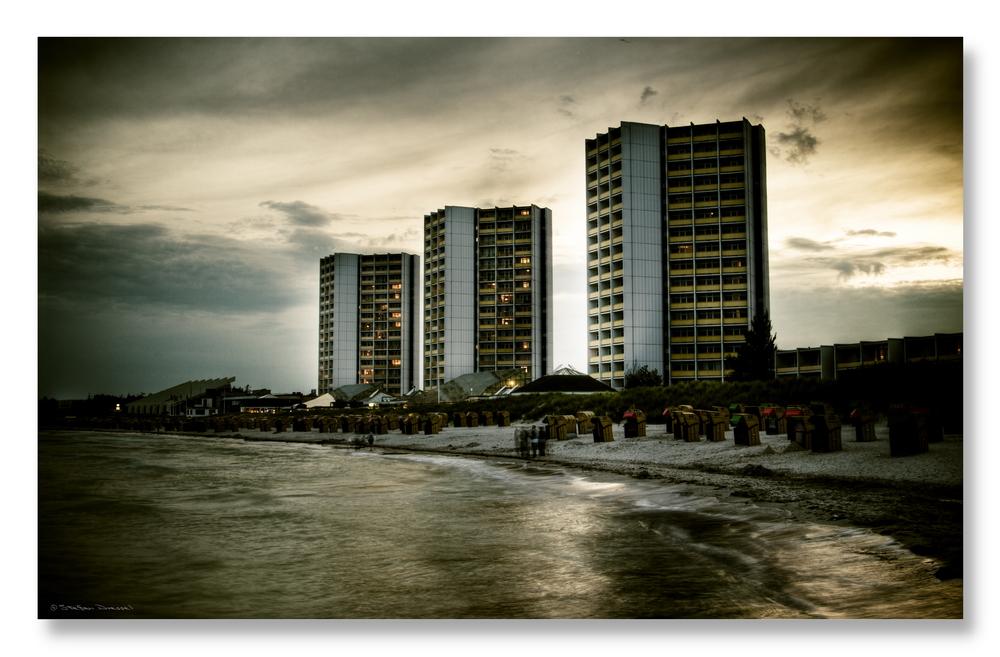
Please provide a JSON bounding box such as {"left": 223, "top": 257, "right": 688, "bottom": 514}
{"left": 38, "top": 431, "right": 961, "bottom": 618}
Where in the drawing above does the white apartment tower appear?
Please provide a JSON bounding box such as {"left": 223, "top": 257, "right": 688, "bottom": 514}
{"left": 586, "top": 119, "right": 769, "bottom": 388}
{"left": 424, "top": 205, "right": 552, "bottom": 390}
{"left": 318, "top": 252, "right": 420, "bottom": 396}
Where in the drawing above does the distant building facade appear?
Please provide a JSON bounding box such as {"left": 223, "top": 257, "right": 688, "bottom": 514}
{"left": 585, "top": 119, "right": 769, "bottom": 388}
{"left": 318, "top": 252, "right": 420, "bottom": 396}
{"left": 774, "top": 332, "right": 962, "bottom": 380}
{"left": 424, "top": 205, "right": 552, "bottom": 390}
{"left": 125, "top": 377, "right": 236, "bottom": 416}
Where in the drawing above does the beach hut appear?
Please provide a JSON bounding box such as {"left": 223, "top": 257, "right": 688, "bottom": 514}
{"left": 465, "top": 411, "right": 480, "bottom": 428}
{"left": 496, "top": 410, "right": 511, "bottom": 427}
{"left": 733, "top": 414, "right": 761, "bottom": 446}
{"left": 424, "top": 414, "right": 444, "bottom": 435}
{"left": 575, "top": 411, "right": 595, "bottom": 435}
{"left": 785, "top": 406, "right": 814, "bottom": 449}
{"left": 675, "top": 412, "right": 701, "bottom": 442}
{"left": 809, "top": 404, "right": 842, "bottom": 453}
{"left": 760, "top": 405, "right": 787, "bottom": 435}
{"left": 592, "top": 416, "right": 614, "bottom": 442}
{"left": 545, "top": 415, "right": 569, "bottom": 441}
{"left": 622, "top": 409, "right": 646, "bottom": 438}
{"left": 702, "top": 409, "right": 728, "bottom": 442}
{"left": 888, "top": 405, "right": 937, "bottom": 456}
{"left": 848, "top": 408, "right": 875, "bottom": 443}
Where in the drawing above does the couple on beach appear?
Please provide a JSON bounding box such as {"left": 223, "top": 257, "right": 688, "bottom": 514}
{"left": 516, "top": 426, "right": 547, "bottom": 459}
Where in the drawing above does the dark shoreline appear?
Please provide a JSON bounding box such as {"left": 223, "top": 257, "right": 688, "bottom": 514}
{"left": 40, "top": 427, "right": 964, "bottom": 581}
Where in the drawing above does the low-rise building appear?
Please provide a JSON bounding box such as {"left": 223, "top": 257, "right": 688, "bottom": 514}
{"left": 775, "top": 333, "right": 961, "bottom": 380}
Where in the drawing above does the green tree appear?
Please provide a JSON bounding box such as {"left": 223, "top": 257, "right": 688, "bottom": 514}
{"left": 624, "top": 363, "right": 662, "bottom": 388}
{"left": 726, "top": 312, "right": 777, "bottom": 381}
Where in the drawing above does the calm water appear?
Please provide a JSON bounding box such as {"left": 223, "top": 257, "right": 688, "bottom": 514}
{"left": 38, "top": 431, "right": 961, "bottom": 618}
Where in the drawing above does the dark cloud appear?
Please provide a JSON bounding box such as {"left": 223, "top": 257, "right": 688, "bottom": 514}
{"left": 139, "top": 204, "right": 194, "bottom": 212}
{"left": 38, "top": 221, "right": 300, "bottom": 313}
{"left": 557, "top": 94, "right": 577, "bottom": 117}
{"left": 259, "top": 200, "right": 340, "bottom": 227}
{"left": 774, "top": 126, "right": 820, "bottom": 164}
{"left": 826, "top": 259, "right": 887, "bottom": 279}
{"left": 847, "top": 229, "right": 896, "bottom": 238}
{"left": 38, "top": 191, "right": 129, "bottom": 214}
{"left": 785, "top": 237, "right": 833, "bottom": 251}
{"left": 39, "top": 149, "right": 79, "bottom": 184}
{"left": 771, "top": 99, "right": 825, "bottom": 164}
{"left": 870, "top": 245, "right": 956, "bottom": 264}
{"left": 771, "top": 281, "right": 962, "bottom": 348}
{"left": 38, "top": 296, "right": 314, "bottom": 398}
{"left": 488, "top": 147, "right": 524, "bottom": 172}
{"left": 282, "top": 226, "right": 355, "bottom": 259}
{"left": 787, "top": 100, "right": 826, "bottom": 124}
{"left": 639, "top": 85, "right": 658, "bottom": 105}
{"left": 369, "top": 227, "right": 420, "bottom": 247}
{"left": 807, "top": 245, "right": 958, "bottom": 279}
{"left": 39, "top": 192, "right": 194, "bottom": 215}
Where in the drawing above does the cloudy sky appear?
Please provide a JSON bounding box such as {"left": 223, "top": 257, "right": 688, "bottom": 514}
{"left": 37, "top": 37, "right": 963, "bottom": 398}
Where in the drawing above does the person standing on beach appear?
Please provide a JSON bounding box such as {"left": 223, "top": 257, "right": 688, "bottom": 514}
{"left": 538, "top": 427, "right": 547, "bottom": 457}
{"left": 530, "top": 426, "right": 538, "bottom": 458}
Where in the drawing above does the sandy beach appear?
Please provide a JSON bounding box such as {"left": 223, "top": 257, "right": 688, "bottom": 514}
{"left": 224, "top": 419, "right": 963, "bottom": 581}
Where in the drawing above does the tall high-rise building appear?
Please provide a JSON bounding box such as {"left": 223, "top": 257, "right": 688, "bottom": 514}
{"left": 318, "top": 252, "right": 420, "bottom": 396}
{"left": 585, "top": 119, "right": 769, "bottom": 388}
{"left": 424, "top": 205, "right": 552, "bottom": 391}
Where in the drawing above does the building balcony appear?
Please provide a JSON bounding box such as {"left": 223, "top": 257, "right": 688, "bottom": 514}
{"left": 722, "top": 266, "right": 747, "bottom": 274}
{"left": 669, "top": 202, "right": 693, "bottom": 210}
{"left": 672, "top": 319, "right": 695, "bottom": 327}
{"left": 671, "top": 336, "right": 695, "bottom": 343}
{"left": 723, "top": 334, "right": 746, "bottom": 343}
{"left": 722, "top": 300, "right": 747, "bottom": 308}
{"left": 670, "top": 284, "right": 694, "bottom": 293}
{"left": 719, "top": 165, "right": 744, "bottom": 173}
{"left": 722, "top": 249, "right": 747, "bottom": 257}
{"left": 723, "top": 317, "right": 747, "bottom": 325}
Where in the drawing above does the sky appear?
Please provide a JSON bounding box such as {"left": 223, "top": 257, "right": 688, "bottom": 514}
{"left": 36, "top": 36, "right": 964, "bottom": 398}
